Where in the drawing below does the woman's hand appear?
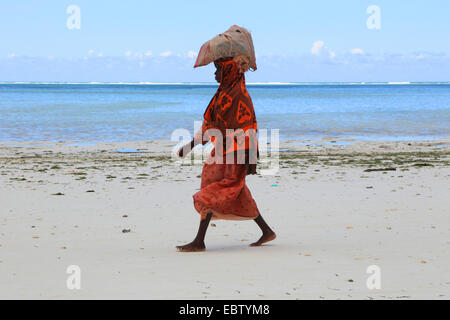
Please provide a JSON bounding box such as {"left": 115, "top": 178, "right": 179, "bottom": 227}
{"left": 178, "top": 140, "right": 195, "bottom": 158}
{"left": 178, "top": 144, "right": 188, "bottom": 158}
{"left": 246, "top": 163, "right": 257, "bottom": 175}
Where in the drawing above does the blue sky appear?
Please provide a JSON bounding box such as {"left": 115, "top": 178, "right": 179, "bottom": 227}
{"left": 1, "top": 0, "right": 450, "bottom": 82}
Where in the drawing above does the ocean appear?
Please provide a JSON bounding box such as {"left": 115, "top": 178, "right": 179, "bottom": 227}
{"left": 0, "top": 83, "right": 449, "bottom": 144}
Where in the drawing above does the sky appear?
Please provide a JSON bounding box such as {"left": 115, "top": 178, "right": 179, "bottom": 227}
{"left": 1, "top": 0, "right": 450, "bottom": 82}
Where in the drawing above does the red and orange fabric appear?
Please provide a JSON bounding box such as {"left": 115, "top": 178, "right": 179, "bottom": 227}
{"left": 199, "top": 58, "right": 259, "bottom": 166}
{"left": 193, "top": 58, "right": 260, "bottom": 221}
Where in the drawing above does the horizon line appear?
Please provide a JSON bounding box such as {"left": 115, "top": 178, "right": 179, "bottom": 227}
{"left": 1, "top": 81, "right": 450, "bottom": 85}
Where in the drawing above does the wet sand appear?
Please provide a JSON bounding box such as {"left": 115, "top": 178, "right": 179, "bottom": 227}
{"left": 0, "top": 138, "right": 449, "bottom": 299}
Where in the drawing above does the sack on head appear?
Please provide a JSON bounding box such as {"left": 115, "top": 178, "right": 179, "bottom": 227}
{"left": 194, "top": 25, "right": 257, "bottom": 73}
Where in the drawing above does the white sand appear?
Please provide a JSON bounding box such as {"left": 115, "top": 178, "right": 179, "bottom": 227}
{"left": 0, "top": 139, "right": 449, "bottom": 299}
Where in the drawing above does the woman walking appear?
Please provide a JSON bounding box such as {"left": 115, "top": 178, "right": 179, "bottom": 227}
{"left": 177, "top": 26, "right": 276, "bottom": 252}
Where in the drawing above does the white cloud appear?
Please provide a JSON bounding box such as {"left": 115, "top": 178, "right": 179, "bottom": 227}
{"left": 351, "top": 48, "right": 365, "bottom": 55}
{"left": 187, "top": 50, "right": 197, "bottom": 59}
{"left": 2, "top": 52, "right": 449, "bottom": 82}
{"left": 145, "top": 50, "right": 153, "bottom": 57}
{"left": 160, "top": 51, "right": 172, "bottom": 57}
{"left": 88, "top": 49, "right": 95, "bottom": 56}
{"left": 311, "top": 41, "right": 325, "bottom": 56}
{"left": 311, "top": 40, "right": 336, "bottom": 59}
{"left": 97, "top": 53, "right": 103, "bottom": 57}
{"left": 134, "top": 52, "right": 143, "bottom": 59}
{"left": 125, "top": 51, "right": 132, "bottom": 57}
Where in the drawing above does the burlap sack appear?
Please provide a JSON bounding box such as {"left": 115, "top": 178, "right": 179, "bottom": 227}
{"left": 194, "top": 25, "right": 257, "bottom": 72}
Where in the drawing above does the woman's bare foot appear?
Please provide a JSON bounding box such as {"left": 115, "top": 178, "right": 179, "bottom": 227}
{"left": 176, "top": 241, "right": 206, "bottom": 252}
{"left": 250, "top": 231, "right": 276, "bottom": 247}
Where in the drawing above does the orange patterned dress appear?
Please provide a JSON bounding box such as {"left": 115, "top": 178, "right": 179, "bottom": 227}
{"left": 193, "top": 58, "right": 260, "bottom": 221}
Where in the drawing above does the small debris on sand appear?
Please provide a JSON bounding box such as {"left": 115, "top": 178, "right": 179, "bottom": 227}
{"left": 364, "top": 168, "right": 396, "bottom": 172}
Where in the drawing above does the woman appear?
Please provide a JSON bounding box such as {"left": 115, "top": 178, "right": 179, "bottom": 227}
{"left": 176, "top": 53, "right": 276, "bottom": 252}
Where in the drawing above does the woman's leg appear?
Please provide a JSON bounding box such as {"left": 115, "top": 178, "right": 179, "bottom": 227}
{"left": 250, "top": 212, "right": 276, "bottom": 246}
{"left": 176, "top": 212, "right": 213, "bottom": 252}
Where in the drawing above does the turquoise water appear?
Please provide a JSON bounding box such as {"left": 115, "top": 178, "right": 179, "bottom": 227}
{"left": 0, "top": 83, "right": 449, "bottom": 143}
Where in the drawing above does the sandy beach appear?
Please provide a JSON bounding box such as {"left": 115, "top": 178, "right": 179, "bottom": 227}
{"left": 0, "top": 138, "right": 449, "bottom": 299}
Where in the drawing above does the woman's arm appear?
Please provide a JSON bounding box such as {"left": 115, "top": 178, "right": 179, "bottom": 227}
{"left": 178, "top": 139, "right": 196, "bottom": 158}
{"left": 178, "top": 125, "right": 205, "bottom": 158}
{"left": 178, "top": 118, "right": 217, "bottom": 158}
